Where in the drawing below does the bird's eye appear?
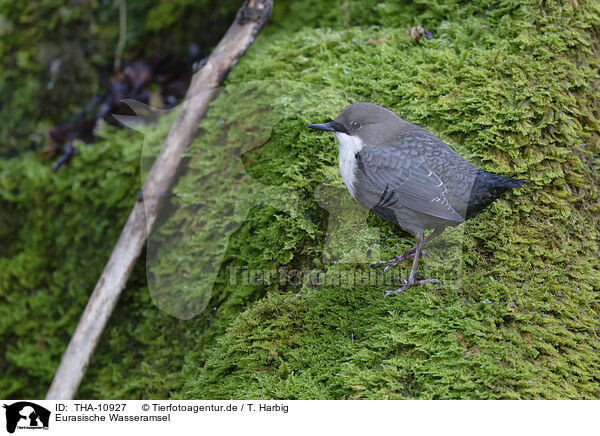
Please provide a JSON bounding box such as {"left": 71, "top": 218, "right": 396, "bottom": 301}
{"left": 351, "top": 121, "right": 361, "bottom": 130}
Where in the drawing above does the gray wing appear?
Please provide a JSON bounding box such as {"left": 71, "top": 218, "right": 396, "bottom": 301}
{"left": 355, "top": 146, "right": 462, "bottom": 222}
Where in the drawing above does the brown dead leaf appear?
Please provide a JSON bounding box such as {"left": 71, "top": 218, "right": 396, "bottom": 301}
{"left": 467, "top": 346, "right": 480, "bottom": 356}
{"left": 410, "top": 26, "right": 434, "bottom": 42}
{"left": 368, "top": 34, "right": 388, "bottom": 45}
{"left": 455, "top": 331, "right": 468, "bottom": 349}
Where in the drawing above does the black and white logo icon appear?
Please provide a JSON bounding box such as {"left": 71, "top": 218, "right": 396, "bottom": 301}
{"left": 3, "top": 402, "right": 50, "bottom": 433}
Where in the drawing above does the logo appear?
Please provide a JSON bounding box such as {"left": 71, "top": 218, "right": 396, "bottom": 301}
{"left": 2, "top": 402, "right": 50, "bottom": 433}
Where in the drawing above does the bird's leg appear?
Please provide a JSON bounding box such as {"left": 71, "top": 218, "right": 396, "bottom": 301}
{"left": 407, "top": 233, "right": 423, "bottom": 284}
{"left": 369, "top": 227, "right": 444, "bottom": 270}
{"left": 382, "top": 230, "right": 442, "bottom": 296}
{"left": 398, "top": 227, "right": 444, "bottom": 260}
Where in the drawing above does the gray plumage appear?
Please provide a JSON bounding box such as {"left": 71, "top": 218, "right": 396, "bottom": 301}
{"left": 308, "top": 102, "right": 530, "bottom": 294}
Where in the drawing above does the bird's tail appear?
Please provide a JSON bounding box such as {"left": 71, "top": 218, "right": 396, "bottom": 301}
{"left": 494, "top": 175, "right": 531, "bottom": 188}
{"left": 466, "top": 170, "right": 530, "bottom": 219}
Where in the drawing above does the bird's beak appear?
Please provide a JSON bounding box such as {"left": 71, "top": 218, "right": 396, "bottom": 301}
{"left": 307, "top": 122, "right": 335, "bottom": 132}
{"left": 308, "top": 120, "right": 349, "bottom": 134}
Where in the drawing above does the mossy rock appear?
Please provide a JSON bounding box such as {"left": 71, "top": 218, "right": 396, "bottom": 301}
{"left": 1, "top": 0, "right": 599, "bottom": 399}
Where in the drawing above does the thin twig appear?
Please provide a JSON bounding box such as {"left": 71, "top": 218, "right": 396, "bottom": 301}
{"left": 113, "top": 0, "right": 127, "bottom": 73}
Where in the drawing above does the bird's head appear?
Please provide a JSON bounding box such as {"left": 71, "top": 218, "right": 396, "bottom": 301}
{"left": 308, "top": 102, "right": 407, "bottom": 145}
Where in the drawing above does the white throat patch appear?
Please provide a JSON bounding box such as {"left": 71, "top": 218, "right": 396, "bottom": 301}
{"left": 335, "top": 132, "right": 364, "bottom": 199}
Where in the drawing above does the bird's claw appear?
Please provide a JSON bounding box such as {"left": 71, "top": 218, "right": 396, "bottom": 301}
{"left": 382, "top": 278, "right": 443, "bottom": 297}
{"left": 369, "top": 250, "right": 429, "bottom": 270}
{"left": 383, "top": 279, "right": 409, "bottom": 296}
{"left": 369, "top": 259, "right": 397, "bottom": 270}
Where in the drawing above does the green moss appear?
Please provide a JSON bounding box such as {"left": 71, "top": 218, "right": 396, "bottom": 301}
{"left": 1, "top": 0, "right": 599, "bottom": 400}
{"left": 0, "top": 124, "right": 146, "bottom": 397}
{"left": 174, "top": 0, "right": 600, "bottom": 399}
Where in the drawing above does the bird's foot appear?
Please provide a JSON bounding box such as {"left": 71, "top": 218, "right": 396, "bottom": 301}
{"left": 382, "top": 278, "right": 442, "bottom": 296}
{"left": 369, "top": 250, "right": 428, "bottom": 271}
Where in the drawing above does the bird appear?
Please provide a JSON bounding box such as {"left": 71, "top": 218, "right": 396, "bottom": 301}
{"left": 308, "top": 102, "right": 530, "bottom": 295}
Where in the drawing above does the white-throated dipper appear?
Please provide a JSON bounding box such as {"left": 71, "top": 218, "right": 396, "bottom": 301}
{"left": 308, "top": 102, "right": 530, "bottom": 295}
